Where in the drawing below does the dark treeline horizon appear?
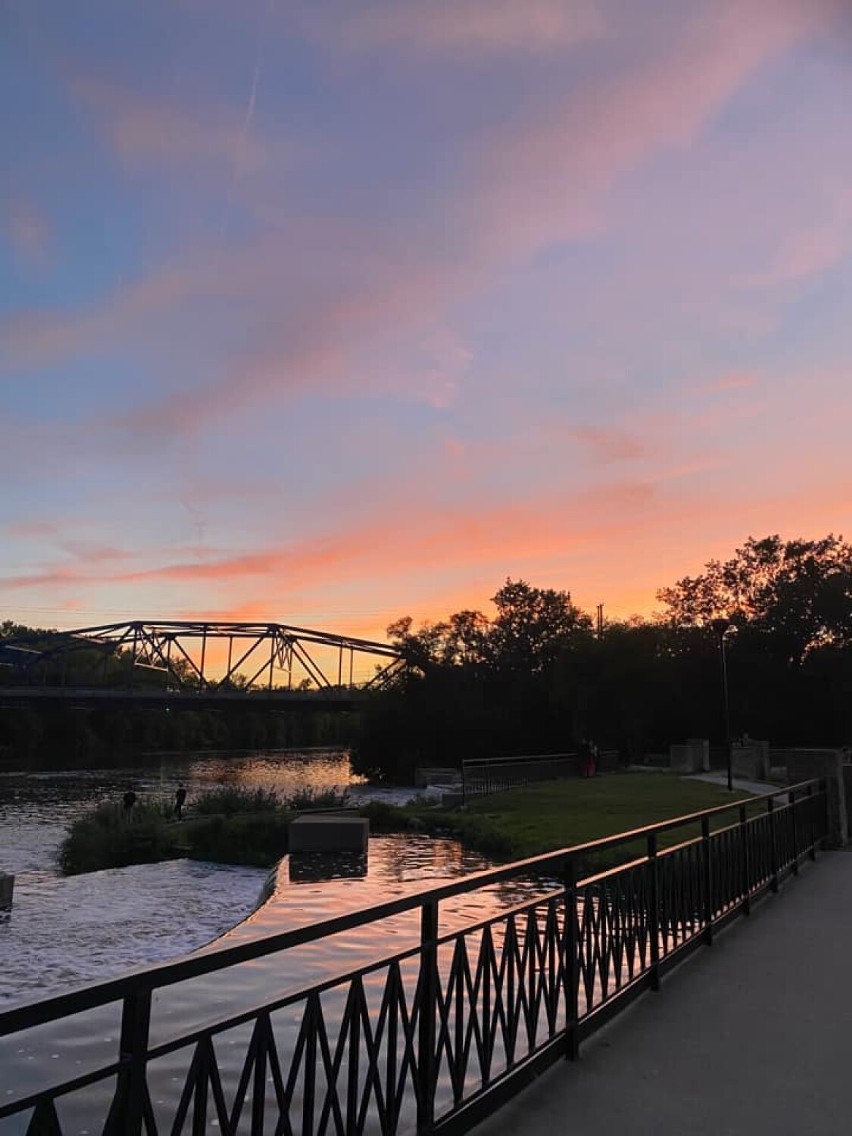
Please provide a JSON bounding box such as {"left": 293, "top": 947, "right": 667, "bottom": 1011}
{"left": 352, "top": 534, "right": 852, "bottom": 781}
{"left": 2, "top": 534, "right": 851, "bottom": 774}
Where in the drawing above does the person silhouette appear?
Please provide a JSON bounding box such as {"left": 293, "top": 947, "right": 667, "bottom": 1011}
{"left": 122, "top": 790, "right": 137, "bottom": 814}
{"left": 174, "top": 786, "right": 187, "bottom": 820}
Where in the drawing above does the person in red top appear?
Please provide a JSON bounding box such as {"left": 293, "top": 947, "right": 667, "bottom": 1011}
{"left": 581, "top": 740, "right": 598, "bottom": 778}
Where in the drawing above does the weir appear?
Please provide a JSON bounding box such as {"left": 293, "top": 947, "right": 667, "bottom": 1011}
{"left": 0, "top": 778, "right": 829, "bottom": 1135}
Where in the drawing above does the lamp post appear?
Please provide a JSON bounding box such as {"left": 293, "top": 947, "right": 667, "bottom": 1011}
{"left": 709, "top": 618, "right": 732, "bottom": 791}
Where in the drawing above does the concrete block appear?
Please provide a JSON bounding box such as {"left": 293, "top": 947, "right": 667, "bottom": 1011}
{"left": 289, "top": 815, "right": 369, "bottom": 853}
{"left": 732, "top": 741, "right": 770, "bottom": 780}
{"left": 0, "top": 872, "right": 14, "bottom": 911}
{"left": 686, "top": 738, "right": 711, "bottom": 772}
{"left": 670, "top": 740, "right": 708, "bottom": 774}
{"left": 414, "top": 766, "right": 461, "bottom": 788}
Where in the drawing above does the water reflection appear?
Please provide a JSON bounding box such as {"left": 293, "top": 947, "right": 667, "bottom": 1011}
{"left": 0, "top": 750, "right": 549, "bottom": 1136}
{"left": 288, "top": 850, "right": 368, "bottom": 882}
{"left": 0, "top": 748, "right": 360, "bottom": 883}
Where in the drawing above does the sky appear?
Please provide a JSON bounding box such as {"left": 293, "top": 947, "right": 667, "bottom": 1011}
{"left": 2, "top": 0, "right": 852, "bottom": 643}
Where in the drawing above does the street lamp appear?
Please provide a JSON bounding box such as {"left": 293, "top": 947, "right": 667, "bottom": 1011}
{"left": 709, "top": 618, "right": 733, "bottom": 791}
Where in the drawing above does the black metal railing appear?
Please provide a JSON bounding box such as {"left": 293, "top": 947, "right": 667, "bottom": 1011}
{"left": 461, "top": 751, "right": 620, "bottom": 799}
{"left": 0, "top": 779, "right": 827, "bottom": 1135}
{"left": 462, "top": 753, "right": 576, "bottom": 797}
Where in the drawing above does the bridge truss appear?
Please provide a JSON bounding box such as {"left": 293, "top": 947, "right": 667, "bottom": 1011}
{"left": 0, "top": 620, "right": 406, "bottom": 694}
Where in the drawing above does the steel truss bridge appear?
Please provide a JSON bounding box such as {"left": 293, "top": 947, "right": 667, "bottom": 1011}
{"left": 0, "top": 620, "right": 406, "bottom": 709}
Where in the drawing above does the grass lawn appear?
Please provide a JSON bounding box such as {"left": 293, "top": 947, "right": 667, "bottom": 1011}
{"left": 377, "top": 771, "right": 759, "bottom": 867}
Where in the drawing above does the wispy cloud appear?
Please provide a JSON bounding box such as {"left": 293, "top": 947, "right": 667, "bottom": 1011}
{"left": 301, "top": 0, "right": 604, "bottom": 56}
{"left": 70, "top": 77, "right": 269, "bottom": 174}
{"left": 5, "top": 199, "right": 51, "bottom": 268}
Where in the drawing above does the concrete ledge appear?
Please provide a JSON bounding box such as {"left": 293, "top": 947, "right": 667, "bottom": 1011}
{"left": 289, "top": 815, "right": 369, "bottom": 853}
{"left": 0, "top": 872, "right": 14, "bottom": 911}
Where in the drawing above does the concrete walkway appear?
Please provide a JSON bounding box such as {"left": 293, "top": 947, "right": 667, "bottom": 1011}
{"left": 684, "top": 770, "right": 789, "bottom": 796}
{"left": 473, "top": 849, "right": 852, "bottom": 1136}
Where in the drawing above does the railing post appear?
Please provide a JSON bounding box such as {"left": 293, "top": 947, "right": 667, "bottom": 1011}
{"left": 103, "top": 986, "right": 152, "bottom": 1136}
{"left": 417, "top": 899, "right": 439, "bottom": 1134}
{"left": 739, "top": 806, "right": 751, "bottom": 915}
{"left": 563, "top": 857, "right": 579, "bottom": 1061}
{"left": 808, "top": 783, "right": 817, "bottom": 860}
{"left": 768, "top": 797, "right": 779, "bottom": 893}
{"left": 647, "top": 834, "right": 661, "bottom": 991}
{"left": 790, "top": 788, "right": 799, "bottom": 875}
{"left": 701, "top": 816, "right": 713, "bottom": 943}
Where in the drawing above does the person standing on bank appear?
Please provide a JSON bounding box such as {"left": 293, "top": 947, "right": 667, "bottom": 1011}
{"left": 174, "top": 786, "right": 187, "bottom": 820}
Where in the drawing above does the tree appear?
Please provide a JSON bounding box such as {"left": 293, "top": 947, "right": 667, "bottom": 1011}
{"left": 657, "top": 534, "right": 852, "bottom": 666}
{"left": 486, "top": 579, "right": 593, "bottom": 674}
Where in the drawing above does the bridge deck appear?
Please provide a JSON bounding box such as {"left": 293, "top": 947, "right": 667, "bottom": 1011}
{"left": 473, "top": 848, "right": 851, "bottom": 1136}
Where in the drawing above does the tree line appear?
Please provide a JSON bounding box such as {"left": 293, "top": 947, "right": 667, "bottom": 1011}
{"left": 3, "top": 534, "right": 851, "bottom": 772}
{"left": 352, "top": 535, "right": 852, "bottom": 781}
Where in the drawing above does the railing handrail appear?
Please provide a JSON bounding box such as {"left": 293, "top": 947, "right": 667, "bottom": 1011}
{"left": 462, "top": 751, "right": 577, "bottom": 769}
{"left": 0, "top": 777, "right": 818, "bottom": 1037}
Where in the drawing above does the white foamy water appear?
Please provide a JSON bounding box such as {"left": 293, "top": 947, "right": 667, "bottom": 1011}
{"left": 0, "top": 860, "right": 267, "bottom": 1004}
{"left": 0, "top": 751, "right": 545, "bottom": 1135}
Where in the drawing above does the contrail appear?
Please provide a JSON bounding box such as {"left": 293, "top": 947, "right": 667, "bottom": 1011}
{"left": 233, "top": 0, "right": 275, "bottom": 184}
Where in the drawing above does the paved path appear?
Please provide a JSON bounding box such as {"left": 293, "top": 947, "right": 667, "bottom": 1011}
{"left": 684, "top": 770, "right": 789, "bottom": 796}
{"left": 473, "top": 849, "right": 852, "bottom": 1136}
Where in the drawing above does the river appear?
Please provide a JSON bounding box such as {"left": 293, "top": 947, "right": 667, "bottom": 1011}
{"left": 0, "top": 748, "right": 545, "bottom": 1134}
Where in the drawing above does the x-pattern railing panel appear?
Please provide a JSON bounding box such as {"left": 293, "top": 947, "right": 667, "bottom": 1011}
{"left": 2, "top": 780, "right": 828, "bottom": 1136}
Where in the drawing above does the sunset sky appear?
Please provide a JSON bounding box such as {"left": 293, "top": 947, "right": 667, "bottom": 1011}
{"left": 3, "top": 0, "right": 851, "bottom": 642}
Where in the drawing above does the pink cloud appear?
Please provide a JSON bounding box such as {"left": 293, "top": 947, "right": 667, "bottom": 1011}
{"left": 4, "top": 520, "right": 58, "bottom": 538}
{"left": 5, "top": 200, "right": 50, "bottom": 267}
{"left": 741, "top": 197, "right": 852, "bottom": 287}
{"left": 1, "top": 0, "right": 842, "bottom": 445}
{"left": 698, "top": 373, "right": 760, "bottom": 394}
{"left": 303, "top": 0, "right": 604, "bottom": 56}
{"left": 566, "top": 426, "right": 646, "bottom": 463}
{"left": 471, "top": 0, "right": 843, "bottom": 260}
{"left": 70, "top": 77, "right": 269, "bottom": 175}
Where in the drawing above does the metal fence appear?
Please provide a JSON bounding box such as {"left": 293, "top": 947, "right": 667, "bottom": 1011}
{"left": 0, "top": 779, "right": 827, "bottom": 1136}
{"left": 461, "top": 751, "right": 619, "bottom": 799}
{"left": 461, "top": 753, "right": 579, "bottom": 797}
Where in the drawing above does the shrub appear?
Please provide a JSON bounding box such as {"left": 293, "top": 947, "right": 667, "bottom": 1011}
{"left": 190, "top": 786, "right": 282, "bottom": 816}
{"left": 185, "top": 811, "right": 293, "bottom": 866}
{"left": 58, "top": 801, "right": 180, "bottom": 875}
{"left": 282, "top": 786, "right": 349, "bottom": 811}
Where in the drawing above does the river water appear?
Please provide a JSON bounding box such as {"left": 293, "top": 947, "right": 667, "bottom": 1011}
{"left": 0, "top": 749, "right": 547, "bottom": 1133}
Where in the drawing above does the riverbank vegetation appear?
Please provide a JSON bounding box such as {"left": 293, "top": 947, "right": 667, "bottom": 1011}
{"left": 362, "top": 772, "right": 753, "bottom": 865}
{"left": 58, "top": 786, "right": 348, "bottom": 874}
{"left": 58, "top": 771, "right": 751, "bottom": 875}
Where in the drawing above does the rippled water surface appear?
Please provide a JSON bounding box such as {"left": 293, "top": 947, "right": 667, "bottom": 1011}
{"left": 0, "top": 750, "right": 546, "bottom": 1134}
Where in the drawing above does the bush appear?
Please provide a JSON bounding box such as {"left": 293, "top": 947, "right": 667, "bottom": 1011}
{"left": 282, "top": 786, "right": 348, "bottom": 811}
{"left": 59, "top": 784, "right": 352, "bottom": 875}
{"left": 58, "top": 801, "right": 180, "bottom": 875}
{"left": 184, "top": 811, "right": 293, "bottom": 866}
{"left": 190, "top": 786, "right": 282, "bottom": 816}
